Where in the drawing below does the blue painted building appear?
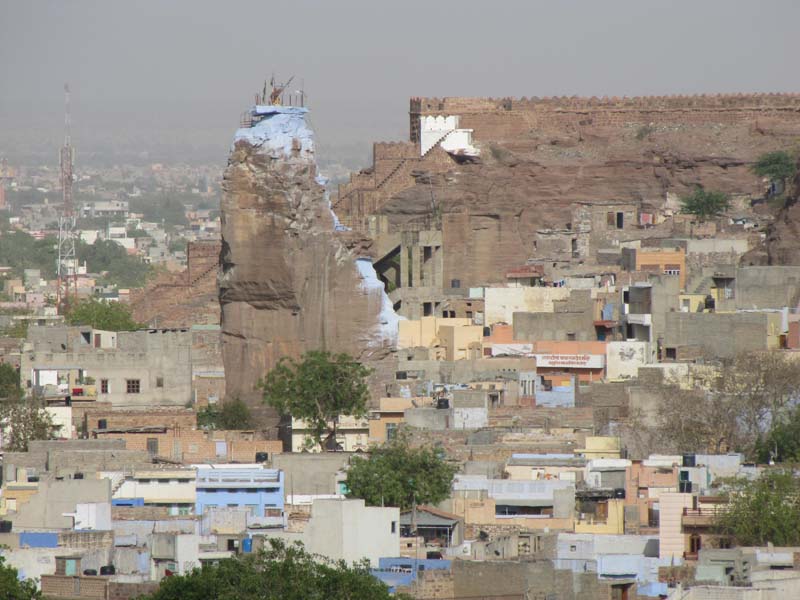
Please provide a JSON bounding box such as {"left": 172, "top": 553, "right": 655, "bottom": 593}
{"left": 195, "top": 466, "right": 284, "bottom": 517}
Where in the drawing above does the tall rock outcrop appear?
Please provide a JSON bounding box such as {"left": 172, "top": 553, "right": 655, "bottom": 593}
{"left": 220, "top": 105, "right": 399, "bottom": 409}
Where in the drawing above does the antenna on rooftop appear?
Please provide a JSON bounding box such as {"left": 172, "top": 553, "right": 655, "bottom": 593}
{"left": 57, "top": 82, "right": 78, "bottom": 312}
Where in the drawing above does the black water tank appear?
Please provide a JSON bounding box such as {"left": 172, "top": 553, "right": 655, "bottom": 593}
{"left": 74, "top": 473, "right": 84, "bottom": 480}
{"left": 83, "top": 569, "right": 97, "bottom": 576}
{"left": 0, "top": 520, "right": 12, "bottom": 533}
{"left": 100, "top": 565, "right": 115, "bottom": 576}
{"left": 255, "top": 452, "right": 269, "bottom": 463}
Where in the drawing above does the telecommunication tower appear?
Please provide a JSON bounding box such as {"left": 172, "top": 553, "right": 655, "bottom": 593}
{"left": 57, "top": 83, "right": 77, "bottom": 310}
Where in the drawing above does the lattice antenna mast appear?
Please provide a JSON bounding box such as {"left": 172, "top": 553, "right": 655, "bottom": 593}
{"left": 57, "top": 83, "right": 77, "bottom": 310}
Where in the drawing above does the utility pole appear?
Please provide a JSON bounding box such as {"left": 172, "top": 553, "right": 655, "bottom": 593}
{"left": 57, "top": 83, "right": 78, "bottom": 312}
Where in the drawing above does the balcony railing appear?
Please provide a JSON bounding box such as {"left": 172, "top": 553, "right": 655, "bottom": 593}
{"left": 682, "top": 507, "right": 726, "bottom": 527}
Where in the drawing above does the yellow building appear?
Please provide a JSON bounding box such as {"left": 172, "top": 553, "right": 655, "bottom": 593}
{"left": 575, "top": 436, "right": 622, "bottom": 460}
{"left": 397, "top": 317, "right": 471, "bottom": 348}
{"left": 437, "top": 324, "right": 484, "bottom": 361}
{"left": 397, "top": 316, "right": 483, "bottom": 361}
{"left": 574, "top": 498, "right": 625, "bottom": 534}
{"left": 678, "top": 293, "right": 707, "bottom": 313}
{"left": 368, "top": 397, "right": 433, "bottom": 444}
{"left": 0, "top": 469, "right": 39, "bottom": 515}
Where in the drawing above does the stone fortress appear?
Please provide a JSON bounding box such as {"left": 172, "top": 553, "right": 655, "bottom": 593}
{"left": 215, "top": 91, "right": 800, "bottom": 416}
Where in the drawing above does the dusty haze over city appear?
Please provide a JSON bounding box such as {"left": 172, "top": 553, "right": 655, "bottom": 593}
{"left": 1, "top": 0, "right": 799, "bottom": 165}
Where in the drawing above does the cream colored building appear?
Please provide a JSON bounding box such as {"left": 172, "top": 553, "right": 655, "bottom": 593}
{"left": 659, "top": 492, "right": 694, "bottom": 559}
{"left": 484, "top": 287, "right": 571, "bottom": 326}
{"left": 291, "top": 416, "right": 370, "bottom": 453}
{"left": 112, "top": 467, "right": 197, "bottom": 514}
{"left": 398, "top": 316, "right": 471, "bottom": 348}
{"left": 576, "top": 436, "right": 622, "bottom": 460}
{"left": 397, "top": 316, "right": 483, "bottom": 361}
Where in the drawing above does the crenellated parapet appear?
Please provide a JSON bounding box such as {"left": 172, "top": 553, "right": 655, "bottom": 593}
{"left": 409, "top": 93, "right": 800, "bottom": 142}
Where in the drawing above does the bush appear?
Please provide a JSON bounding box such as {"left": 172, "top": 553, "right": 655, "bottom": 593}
{"left": 680, "top": 188, "right": 730, "bottom": 220}
{"left": 752, "top": 150, "right": 797, "bottom": 183}
{"left": 66, "top": 298, "right": 143, "bottom": 331}
{"left": 197, "top": 398, "right": 253, "bottom": 430}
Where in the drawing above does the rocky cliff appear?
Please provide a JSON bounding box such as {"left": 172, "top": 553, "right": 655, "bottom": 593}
{"left": 340, "top": 95, "right": 800, "bottom": 288}
{"left": 219, "top": 105, "right": 398, "bottom": 410}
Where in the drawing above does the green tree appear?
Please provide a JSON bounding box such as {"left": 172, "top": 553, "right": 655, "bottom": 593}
{"left": 0, "top": 230, "right": 58, "bottom": 279}
{"left": 345, "top": 436, "right": 457, "bottom": 510}
{"left": 66, "top": 298, "right": 142, "bottom": 331}
{"left": 196, "top": 399, "right": 253, "bottom": 430}
{"left": 0, "top": 555, "right": 41, "bottom": 600}
{"left": 755, "top": 404, "right": 800, "bottom": 463}
{"left": 77, "top": 239, "right": 151, "bottom": 288}
{"left": 168, "top": 237, "right": 186, "bottom": 253}
{"left": 680, "top": 188, "right": 731, "bottom": 220}
{"left": 0, "top": 396, "right": 59, "bottom": 451}
{"left": 752, "top": 150, "right": 797, "bottom": 185}
{"left": 715, "top": 469, "right": 800, "bottom": 546}
{"left": 262, "top": 351, "right": 372, "bottom": 449}
{"left": 140, "top": 539, "right": 406, "bottom": 600}
{"left": 126, "top": 228, "right": 150, "bottom": 239}
{"left": 0, "top": 363, "right": 20, "bottom": 399}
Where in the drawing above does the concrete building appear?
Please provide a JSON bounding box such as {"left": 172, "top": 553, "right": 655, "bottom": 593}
{"left": 266, "top": 498, "right": 399, "bottom": 567}
{"left": 290, "top": 415, "right": 369, "bottom": 452}
{"left": 662, "top": 311, "right": 783, "bottom": 359}
{"left": 622, "top": 246, "right": 686, "bottom": 290}
{"left": 368, "top": 396, "right": 433, "bottom": 443}
{"left": 21, "top": 326, "right": 195, "bottom": 408}
{"left": 114, "top": 468, "right": 197, "bottom": 515}
{"left": 195, "top": 465, "right": 284, "bottom": 519}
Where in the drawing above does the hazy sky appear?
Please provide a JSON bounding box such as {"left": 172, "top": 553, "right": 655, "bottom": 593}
{"left": 1, "top": 0, "right": 799, "bottom": 165}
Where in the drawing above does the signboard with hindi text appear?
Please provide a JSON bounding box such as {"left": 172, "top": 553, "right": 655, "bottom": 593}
{"left": 534, "top": 354, "right": 605, "bottom": 369}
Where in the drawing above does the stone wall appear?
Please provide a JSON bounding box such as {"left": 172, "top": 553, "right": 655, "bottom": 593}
{"left": 411, "top": 94, "right": 800, "bottom": 141}
{"left": 130, "top": 241, "right": 220, "bottom": 328}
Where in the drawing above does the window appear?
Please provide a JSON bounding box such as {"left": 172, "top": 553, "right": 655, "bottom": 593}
{"left": 156, "top": 377, "right": 164, "bottom": 388}
{"left": 391, "top": 521, "right": 397, "bottom": 534}
{"left": 386, "top": 423, "right": 398, "bottom": 441}
{"left": 146, "top": 438, "right": 158, "bottom": 455}
{"left": 126, "top": 379, "right": 140, "bottom": 394}
{"left": 616, "top": 212, "right": 624, "bottom": 229}
{"left": 100, "top": 379, "right": 109, "bottom": 394}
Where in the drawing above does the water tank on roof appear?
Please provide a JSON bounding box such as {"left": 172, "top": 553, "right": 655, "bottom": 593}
{"left": 99, "top": 565, "right": 115, "bottom": 576}
{"left": 83, "top": 569, "right": 97, "bottom": 576}
{"left": 255, "top": 452, "right": 269, "bottom": 463}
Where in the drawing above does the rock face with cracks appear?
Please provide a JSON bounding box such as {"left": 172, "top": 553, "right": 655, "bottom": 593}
{"left": 219, "top": 106, "right": 396, "bottom": 415}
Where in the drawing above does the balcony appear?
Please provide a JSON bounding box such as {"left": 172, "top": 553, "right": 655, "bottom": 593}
{"left": 682, "top": 507, "right": 726, "bottom": 528}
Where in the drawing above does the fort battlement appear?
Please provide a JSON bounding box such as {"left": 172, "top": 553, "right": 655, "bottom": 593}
{"left": 412, "top": 93, "right": 800, "bottom": 113}
{"left": 409, "top": 93, "right": 800, "bottom": 142}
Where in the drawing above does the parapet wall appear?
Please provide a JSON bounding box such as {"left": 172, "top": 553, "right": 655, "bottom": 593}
{"left": 410, "top": 93, "right": 800, "bottom": 141}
